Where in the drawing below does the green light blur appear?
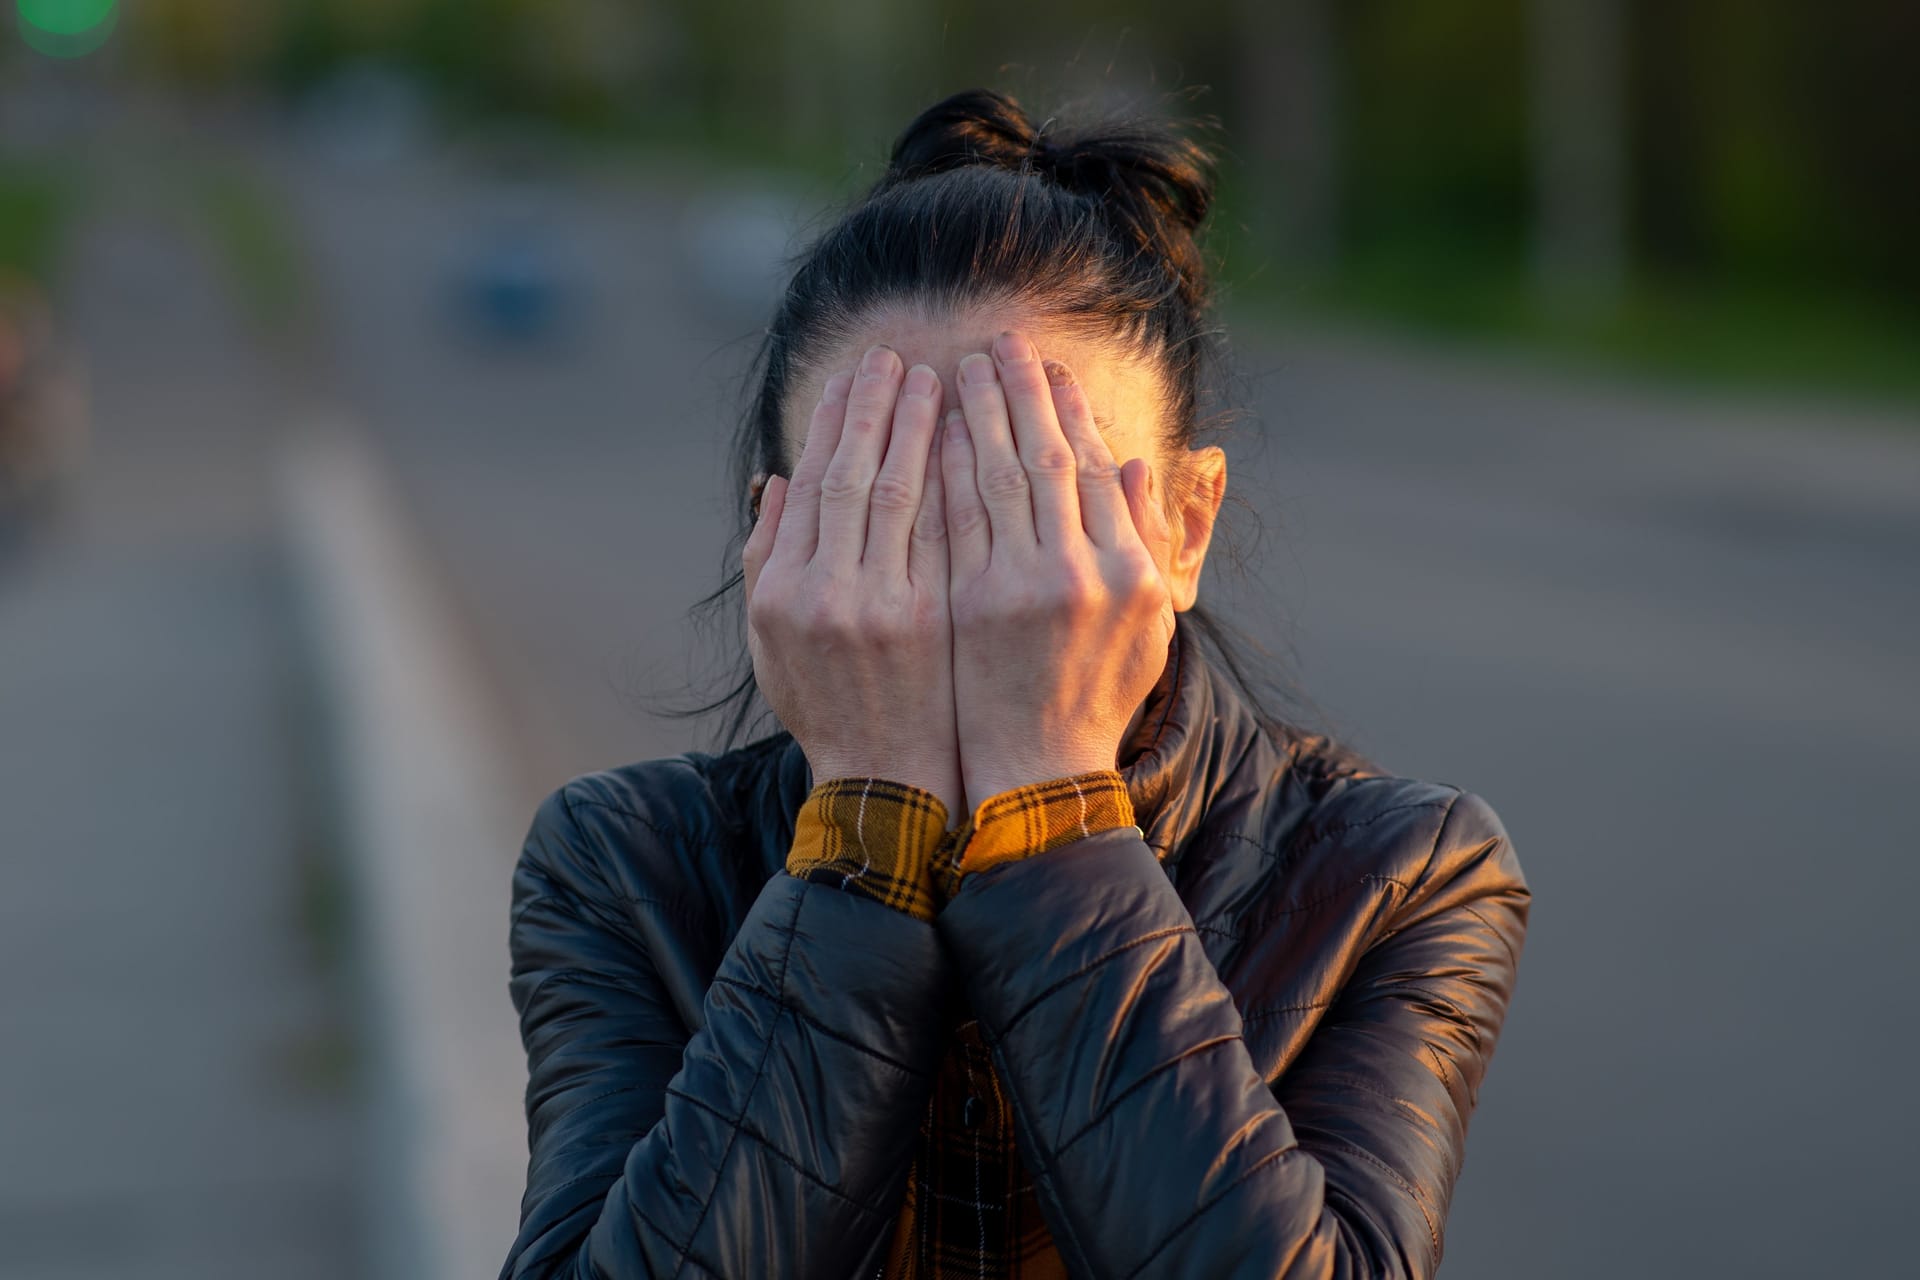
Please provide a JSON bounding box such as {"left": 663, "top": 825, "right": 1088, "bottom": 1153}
{"left": 17, "top": 0, "right": 118, "bottom": 58}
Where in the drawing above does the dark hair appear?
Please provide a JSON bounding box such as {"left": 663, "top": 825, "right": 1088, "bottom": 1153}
{"left": 644, "top": 87, "right": 1326, "bottom": 757}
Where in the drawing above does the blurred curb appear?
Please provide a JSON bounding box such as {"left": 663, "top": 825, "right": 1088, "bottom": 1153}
{"left": 278, "top": 421, "right": 535, "bottom": 1280}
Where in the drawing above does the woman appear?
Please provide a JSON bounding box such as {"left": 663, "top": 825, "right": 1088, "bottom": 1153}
{"left": 500, "top": 88, "right": 1530, "bottom": 1280}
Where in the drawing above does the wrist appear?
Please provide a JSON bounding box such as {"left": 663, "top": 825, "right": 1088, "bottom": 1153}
{"left": 965, "top": 758, "right": 1118, "bottom": 807}
{"left": 809, "top": 756, "right": 960, "bottom": 809}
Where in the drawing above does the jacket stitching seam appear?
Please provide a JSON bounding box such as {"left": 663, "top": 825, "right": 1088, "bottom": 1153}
{"left": 1241, "top": 995, "right": 1337, "bottom": 1023}
{"left": 1289, "top": 1070, "right": 1420, "bottom": 1115}
{"left": 1298, "top": 798, "right": 1455, "bottom": 850}
{"left": 996, "top": 925, "right": 1197, "bottom": 1038}
{"left": 708, "top": 976, "right": 934, "bottom": 1079}
{"left": 663, "top": 1086, "right": 889, "bottom": 1216}
{"left": 563, "top": 794, "right": 695, "bottom": 848}
{"left": 558, "top": 791, "right": 669, "bottom": 908}
{"left": 531, "top": 1169, "right": 618, "bottom": 1202}
{"left": 1054, "top": 1034, "right": 1242, "bottom": 1157}
{"left": 628, "top": 1199, "right": 726, "bottom": 1277}
{"left": 980, "top": 1035, "right": 1097, "bottom": 1276}
{"left": 511, "top": 886, "right": 712, "bottom": 932}
{"left": 568, "top": 1082, "right": 657, "bottom": 1114}
{"left": 703, "top": 973, "right": 779, "bottom": 1005}
{"left": 1124, "top": 1142, "right": 1302, "bottom": 1280}
{"left": 1313, "top": 1132, "right": 1441, "bottom": 1262}
{"left": 1460, "top": 902, "right": 1519, "bottom": 967}
{"left": 1194, "top": 873, "right": 1409, "bottom": 940}
{"left": 665, "top": 888, "right": 798, "bottom": 1276}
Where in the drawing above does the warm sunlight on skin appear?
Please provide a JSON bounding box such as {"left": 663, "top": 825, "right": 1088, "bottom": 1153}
{"left": 771, "top": 301, "right": 1228, "bottom": 603}
{"left": 777, "top": 301, "right": 1170, "bottom": 495}
{"left": 759, "top": 302, "right": 1229, "bottom": 755}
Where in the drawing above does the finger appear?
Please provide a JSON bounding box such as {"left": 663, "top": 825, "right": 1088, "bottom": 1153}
{"left": 816, "top": 343, "right": 904, "bottom": 566}
{"left": 1044, "top": 357, "right": 1129, "bottom": 549}
{"left": 864, "top": 362, "right": 942, "bottom": 579}
{"left": 908, "top": 412, "right": 948, "bottom": 589}
{"left": 941, "top": 407, "right": 990, "bottom": 583}
{"left": 774, "top": 369, "right": 855, "bottom": 565}
{"left": 742, "top": 471, "right": 790, "bottom": 604}
{"left": 954, "top": 350, "right": 1036, "bottom": 556}
{"left": 992, "top": 330, "right": 1080, "bottom": 547}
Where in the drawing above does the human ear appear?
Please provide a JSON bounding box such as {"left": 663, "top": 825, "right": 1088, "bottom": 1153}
{"left": 1165, "top": 447, "right": 1226, "bottom": 612}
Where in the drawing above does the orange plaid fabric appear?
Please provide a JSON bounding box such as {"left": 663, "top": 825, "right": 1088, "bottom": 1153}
{"left": 786, "top": 776, "right": 952, "bottom": 920}
{"left": 785, "top": 767, "right": 1137, "bottom": 1276}
{"left": 935, "top": 769, "right": 1137, "bottom": 902}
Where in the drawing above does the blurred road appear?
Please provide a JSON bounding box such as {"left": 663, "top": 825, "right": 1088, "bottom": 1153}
{"left": 0, "top": 202, "right": 358, "bottom": 1275}
{"left": 273, "top": 143, "right": 1920, "bottom": 1278}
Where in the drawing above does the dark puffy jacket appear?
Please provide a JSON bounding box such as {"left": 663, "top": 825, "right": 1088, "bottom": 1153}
{"left": 500, "top": 620, "right": 1531, "bottom": 1279}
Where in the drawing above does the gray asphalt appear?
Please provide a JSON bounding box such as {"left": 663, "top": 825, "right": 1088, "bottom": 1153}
{"left": 0, "top": 200, "right": 360, "bottom": 1276}
{"left": 280, "top": 141, "right": 1920, "bottom": 1278}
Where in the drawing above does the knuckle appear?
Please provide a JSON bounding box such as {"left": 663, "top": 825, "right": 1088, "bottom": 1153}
{"left": 792, "top": 590, "right": 845, "bottom": 638}
{"left": 1025, "top": 444, "right": 1078, "bottom": 476}
{"left": 1049, "top": 567, "right": 1099, "bottom": 612}
{"left": 946, "top": 500, "right": 989, "bottom": 539}
{"left": 1124, "top": 556, "right": 1167, "bottom": 603}
{"left": 745, "top": 582, "right": 785, "bottom": 629}
{"left": 783, "top": 474, "right": 820, "bottom": 506}
{"left": 818, "top": 466, "right": 865, "bottom": 502}
{"left": 858, "top": 598, "right": 913, "bottom": 643}
{"left": 1076, "top": 455, "right": 1121, "bottom": 485}
{"left": 866, "top": 473, "right": 919, "bottom": 515}
{"left": 978, "top": 460, "right": 1032, "bottom": 499}
{"left": 907, "top": 590, "right": 945, "bottom": 629}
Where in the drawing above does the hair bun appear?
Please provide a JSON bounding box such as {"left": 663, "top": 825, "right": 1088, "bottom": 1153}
{"left": 885, "top": 89, "right": 1218, "bottom": 299}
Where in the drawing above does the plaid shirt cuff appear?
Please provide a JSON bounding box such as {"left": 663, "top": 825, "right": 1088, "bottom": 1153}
{"left": 934, "top": 769, "right": 1136, "bottom": 901}
{"left": 786, "top": 777, "right": 952, "bottom": 921}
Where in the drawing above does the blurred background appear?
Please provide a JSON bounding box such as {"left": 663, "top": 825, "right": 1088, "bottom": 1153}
{"left": 2, "top": 2, "right": 1916, "bottom": 1278}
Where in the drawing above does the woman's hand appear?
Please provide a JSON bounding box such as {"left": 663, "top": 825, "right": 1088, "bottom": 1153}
{"left": 741, "top": 344, "right": 965, "bottom": 820}
{"left": 940, "top": 330, "right": 1177, "bottom": 804}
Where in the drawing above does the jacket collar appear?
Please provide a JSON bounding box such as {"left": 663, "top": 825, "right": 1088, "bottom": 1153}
{"left": 767, "top": 613, "right": 1271, "bottom": 867}
{"left": 1120, "top": 613, "right": 1271, "bottom": 865}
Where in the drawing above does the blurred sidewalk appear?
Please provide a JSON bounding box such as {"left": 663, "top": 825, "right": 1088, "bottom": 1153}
{"left": 0, "top": 206, "right": 358, "bottom": 1276}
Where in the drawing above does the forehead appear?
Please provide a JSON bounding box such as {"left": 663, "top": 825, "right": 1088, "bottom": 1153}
{"left": 780, "top": 301, "right": 1165, "bottom": 466}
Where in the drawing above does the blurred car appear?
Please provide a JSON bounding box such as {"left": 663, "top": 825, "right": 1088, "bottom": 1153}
{"left": 437, "top": 132, "right": 591, "bottom": 348}
{"left": 448, "top": 210, "right": 580, "bottom": 343}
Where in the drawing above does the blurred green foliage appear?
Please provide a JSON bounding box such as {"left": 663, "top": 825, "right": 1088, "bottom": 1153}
{"left": 184, "top": 159, "right": 308, "bottom": 335}
{"left": 0, "top": 160, "right": 73, "bottom": 286}
{"left": 78, "top": 0, "right": 1920, "bottom": 400}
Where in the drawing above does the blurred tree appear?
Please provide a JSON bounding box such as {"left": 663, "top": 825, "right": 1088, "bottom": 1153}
{"left": 1530, "top": 0, "right": 1627, "bottom": 305}
{"left": 1237, "top": 0, "right": 1340, "bottom": 270}
{"left": 89, "top": 0, "right": 1916, "bottom": 325}
{"left": 1341, "top": 1, "right": 1531, "bottom": 270}
{"left": 126, "top": 0, "right": 281, "bottom": 84}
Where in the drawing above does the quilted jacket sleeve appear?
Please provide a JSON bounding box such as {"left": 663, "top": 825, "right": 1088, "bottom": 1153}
{"left": 935, "top": 788, "right": 1530, "bottom": 1280}
{"left": 499, "top": 779, "right": 956, "bottom": 1279}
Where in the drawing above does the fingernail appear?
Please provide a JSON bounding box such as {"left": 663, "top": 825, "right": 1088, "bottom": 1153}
{"left": 1042, "top": 358, "right": 1073, "bottom": 387}
{"left": 958, "top": 353, "right": 997, "bottom": 385}
{"left": 945, "top": 408, "right": 969, "bottom": 443}
{"left": 861, "top": 343, "right": 899, "bottom": 376}
{"left": 993, "top": 330, "right": 1033, "bottom": 363}
{"left": 903, "top": 363, "right": 938, "bottom": 398}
